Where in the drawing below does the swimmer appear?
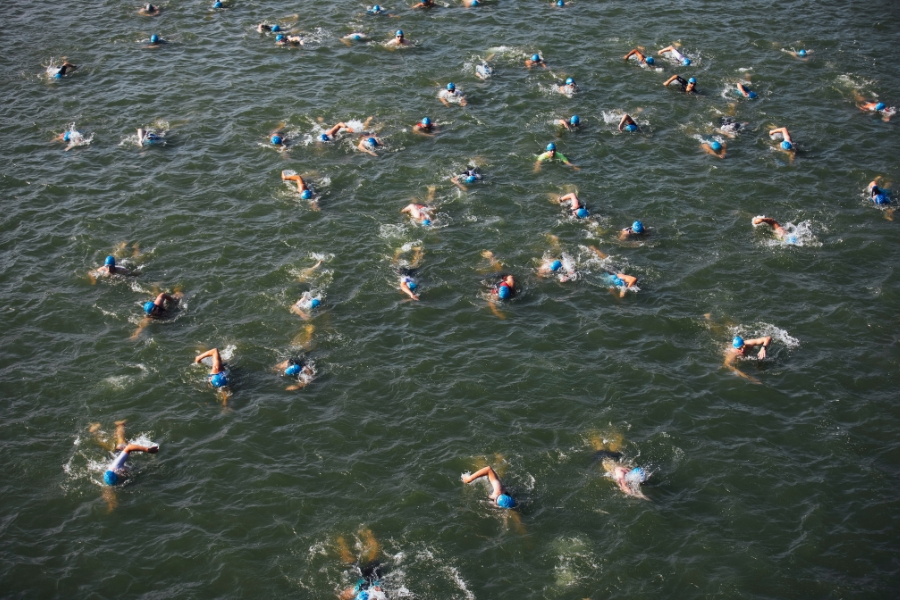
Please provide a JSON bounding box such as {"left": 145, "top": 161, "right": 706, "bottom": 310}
{"left": 598, "top": 454, "right": 648, "bottom": 500}
{"left": 274, "top": 356, "right": 315, "bottom": 391}
{"left": 701, "top": 138, "right": 726, "bottom": 159}
{"left": 401, "top": 203, "right": 433, "bottom": 226}
{"left": 136, "top": 127, "right": 164, "bottom": 145}
{"left": 489, "top": 273, "right": 516, "bottom": 300}
{"left": 412, "top": 116, "right": 436, "bottom": 136}
{"left": 558, "top": 115, "right": 581, "bottom": 131}
{"left": 398, "top": 268, "right": 420, "bottom": 300}
{"left": 411, "top": 0, "right": 435, "bottom": 7}
{"left": 535, "top": 142, "right": 578, "bottom": 171}
{"left": 557, "top": 192, "right": 589, "bottom": 219}
{"left": 623, "top": 48, "right": 655, "bottom": 67}
{"left": 275, "top": 34, "right": 303, "bottom": 46}
{"left": 385, "top": 29, "right": 410, "bottom": 47}
{"left": 558, "top": 77, "right": 577, "bottom": 96}
{"left": 538, "top": 257, "right": 575, "bottom": 282}
{"left": 618, "top": 113, "right": 639, "bottom": 133}
{"left": 588, "top": 246, "right": 637, "bottom": 297}
{"left": 663, "top": 74, "right": 697, "bottom": 93}
{"left": 867, "top": 178, "right": 891, "bottom": 205}
{"left": 338, "top": 530, "right": 387, "bottom": 600}
{"left": 194, "top": 348, "right": 232, "bottom": 399}
{"left": 856, "top": 94, "right": 894, "bottom": 122}
{"left": 475, "top": 62, "right": 494, "bottom": 80}
{"left": 281, "top": 171, "right": 316, "bottom": 202}
{"left": 657, "top": 45, "right": 691, "bottom": 66}
{"left": 768, "top": 126, "right": 796, "bottom": 160}
{"left": 619, "top": 220, "right": 645, "bottom": 240}
{"left": 367, "top": 4, "right": 397, "bottom": 16}
{"left": 56, "top": 126, "right": 87, "bottom": 151}
{"left": 751, "top": 216, "right": 788, "bottom": 239}
{"left": 357, "top": 135, "right": 383, "bottom": 157}
{"left": 91, "top": 422, "right": 159, "bottom": 487}
{"left": 257, "top": 23, "right": 283, "bottom": 33}
{"left": 525, "top": 53, "right": 547, "bottom": 69}
{"left": 318, "top": 122, "right": 355, "bottom": 142}
{"left": 787, "top": 48, "right": 810, "bottom": 59}
{"left": 463, "top": 0, "right": 481, "bottom": 6}
{"left": 51, "top": 61, "right": 78, "bottom": 79}
{"left": 716, "top": 116, "right": 747, "bottom": 139}
{"left": 131, "top": 291, "right": 181, "bottom": 338}
{"left": 292, "top": 292, "right": 322, "bottom": 320}
{"left": 341, "top": 32, "right": 369, "bottom": 44}
{"left": 439, "top": 82, "right": 467, "bottom": 106}
{"left": 725, "top": 335, "right": 772, "bottom": 381}
{"left": 451, "top": 166, "right": 482, "bottom": 190}
{"left": 461, "top": 466, "right": 516, "bottom": 509}
{"left": 88, "top": 255, "right": 136, "bottom": 283}
{"left": 146, "top": 34, "right": 166, "bottom": 47}
{"left": 736, "top": 81, "right": 758, "bottom": 99}
{"left": 138, "top": 3, "right": 160, "bottom": 15}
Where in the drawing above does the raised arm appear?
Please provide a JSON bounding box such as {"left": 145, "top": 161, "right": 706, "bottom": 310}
{"left": 657, "top": 45, "right": 675, "bottom": 55}
{"left": 618, "top": 114, "right": 631, "bottom": 131}
{"left": 623, "top": 49, "right": 640, "bottom": 60}
{"left": 617, "top": 273, "right": 638, "bottom": 288}
{"left": 663, "top": 75, "right": 680, "bottom": 86}
{"left": 123, "top": 443, "right": 159, "bottom": 454}
{"left": 558, "top": 192, "right": 579, "bottom": 206}
{"left": 752, "top": 217, "right": 781, "bottom": 229}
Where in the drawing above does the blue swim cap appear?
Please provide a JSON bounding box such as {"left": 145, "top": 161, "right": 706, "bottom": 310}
{"left": 632, "top": 220, "right": 644, "bottom": 233}
{"left": 546, "top": 142, "right": 556, "bottom": 151}
{"left": 748, "top": 91, "right": 757, "bottom": 99}
{"left": 781, "top": 140, "right": 792, "bottom": 150}
{"left": 54, "top": 72, "right": 63, "bottom": 79}
{"left": 550, "top": 260, "right": 562, "bottom": 272}
{"left": 557, "top": 0, "right": 564, "bottom": 6}
{"left": 625, "top": 123, "right": 637, "bottom": 132}
{"left": 682, "top": 58, "right": 691, "bottom": 66}
{"left": 310, "top": 298, "right": 321, "bottom": 308}
{"left": 276, "top": 34, "right": 285, "bottom": 42}
{"left": 271, "top": 135, "right": 282, "bottom": 145}
{"left": 105, "top": 255, "right": 116, "bottom": 267}
{"left": 213, "top": 1, "right": 222, "bottom": 7}
{"left": 874, "top": 193, "right": 889, "bottom": 205}
{"left": 422, "top": 116, "right": 431, "bottom": 126}
{"left": 497, "top": 285, "right": 511, "bottom": 299}
{"left": 396, "top": 29, "right": 403, "bottom": 36}
{"left": 565, "top": 77, "right": 574, "bottom": 85}
{"left": 688, "top": 77, "right": 696, "bottom": 84}
{"left": 710, "top": 141, "right": 722, "bottom": 152}
{"left": 300, "top": 190, "right": 313, "bottom": 200}
{"left": 285, "top": 363, "right": 302, "bottom": 377}
{"left": 570, "top": 115, "right": 580, "bottom": 125}
{"left": 446, "top": 82, "right": 455, "bottom": 91}
{"left": 422, "top": 219, "right": 432, "bottom": 226}
{"left": 645, "top": 56, "right": 654, "bottom": 65}
{"left": 356, "top": 591, "right": 369, "bottom": 600}
{"left": 576, "top": 207, "right": 589, "bottom": 218}
{"left": 209, "top": 372, "right": 228, "bottom": 388}
{"left": 626, "top": 467, "right": 647, "bottom": 484}
{"left": 351, "top": 33, "right": 362, "bottom": 40}
{"left": 798, "top": 49, "right": 807, "bottom": 57}
{"left": 63, "top": 131, "right": 71, "bottom": 142}
{"left": 406, "top": 280, "right": 417, "bottom": 290}
{"left": 875, "top": 102, "right": 886, "bottom": 111}
{"left": 366, "top": 137, "right": 378, "bottom": 147}
{"left": 271, "top": 24, "right": 280, "bottom": 32}
{"left": 732, "top": 336, "right": 744, "bottom": 349}
{"left": 532, "top": 54, "right": 541, "bottom": 62}
{"left": 786, "top": 235, "right": 799, "bottom": 245}
{"left": 103, "top": 470, "right": 118, "bottom": 486}
{"left": 319, "top": 133, "right": 329, "bottom": 142}
{"left": 143, "top": 301, "right": 156, "bottom": 314}
{"left": 471, "top": 0, "right": 479, "bottom": 5}
{"left": 150, "top": 34, "right": 160, "bottom": 43}
{"left": 497, "top": 494, "right": 516, "bottom": 509}
{"left": 374, "top": 4, "right": 381, "bottom": 10}
{"left": 466, "top": 175, "right": 477, "bottom": 184}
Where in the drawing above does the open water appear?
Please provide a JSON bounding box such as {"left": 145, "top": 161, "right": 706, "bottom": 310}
{"left": 2, "top": 0, "right": 900, "bottom": 597}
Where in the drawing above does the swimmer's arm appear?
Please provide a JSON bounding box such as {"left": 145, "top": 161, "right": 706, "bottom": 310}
{"left": 768, "top": 127, "right": 789, "bottom": 140}
{"left": 558, "top": 192, "right": 578, "bottom": 205}
{"left": 663, "top": 75, "right": 680, "bottom": 87}
{"left": 450, "top": 175, "right": 468, "bottom": 191}
{"left": 123, "top": 443, "right": 159, "bottom": 454}
{"left": 623, "top": 49, "right": 639, "bottom": 60}
{"left": 291, "top": 304, "right": 311, "bottom": 319}
{"left": 657, "top": 45, "right": 675, "bottom": 55}
{"left": 618, "top": 114, "right": 631, "bottom": 131}
{"left": 557, "top": 153, "right": 578, "bottom": 169}
{"left": 558, "top": 119, "right": 572, "bottom": 130}
{"left": 458, "top": 94, "right": 467, "bottom": 107}
{"left": 752, "top": 217, "right": 780, "bottom": 229}
{"left": 617, "top": 273, "right": 638, "bottom": 288}
{"left": 723, "top": 352, "right": 760, "bottom": 383}
{"left": 400, "top": 281, "right": 419, "bottom": 300}
{"left": 701, "top": 144, "right": 723, "bottom": 158}
{"left": 412, "top": 124, "right": 435, "bottom": 137}
{"left": 439, "top": 95, "right": 451, "bottom": 107}
{"left": 356, "top": 140, "right": 378, "bottom": 156}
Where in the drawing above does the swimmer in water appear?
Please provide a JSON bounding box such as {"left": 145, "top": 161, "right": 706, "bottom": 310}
{"left": 663, "top": 74, "right": 697, "bottom": 93}
{"left": 51, "top": 61, "right": 78, "bottom": 79}
{"left": 787, "top": 48, "right": 810, "bottom": 59}
{"left": 194, "top": 348, "right": 232, "bottom": 400}
{"left": 538, "top": 257, "right": 576, "bottom": 282}
{"left": 451, "top": 166, "right": 482, "bottom": 190}
{"left": 137, "top": 127, "right": 165, "bottom": 146}
{"left": 275, "top": 33, "right": 303, "bottom": 46}
{"left": 281, "top": 171, "right": 317, "bottom": 205}
{"left": 736, "top": 81, "right": 758, "bottom": 99}
{"left": 558, "top": 77, "right": 577, "bottom": 96}
{"left": 588, "top": 246, "right": 637, "bottom": 297}
{"left": 318, "top": 121, "right": 356, "bottom": 142}
{"left": 257, "top": 23, "right": 283, "bottom": 33}
{"left": 357, "top": 135, "right": 383, "bottom": 156}
{"left": 337, "top": 529, "right": 388, "bottom": 600}
{"left": 397, "top": 267, "right": 420, "bottom": 300}
{"left": 292, "top": 290, "right": 323, "bottom": 320}
{"left": 752, "top": 216, "right": 789, "bottom": 239}
{"left": 716, "top": 116, "right": 747, "bottom": 139}
{"left": 657, "top": 45, "right": 691, "bottom": 66}
{"left": 341, "top": 32, "right": 369, "bottom": 44}
{"left": 401, "top": 203, "right": 433, "bottom": 226}
{"left": 274, "top": 356, "right": 315, "bottom": 391}
{"left": 701, "top": 138, "right": 726, "bottom": 159}
{"left": 412, "top": 116, "right": 436, "bottom": 136}
{"left": 867, "top": 178, "right": 891, "bottom": 206}
{"left": 595, "top": 446, "right": 648, "bottom": 500}
{"left": 463, "top": 0, "right": 481, "bottom": 6}
{"left": 558, "top": 115, "right": 581, "bottom": 131}
{"left": 411, "top": 0, "right": 435, "bottom": 6}
{"left": 623, "top": 48, "right": 655, "bottom": 67}
{"left": 56, "top": 126, "right": 88, "bottom": 151}
{"left": 88, "top": 255, "right": 136, "bottom": 283}
{"left": 366, "top": 4, "right": 398, "bottom": 16}
{"left": 146, "top": 34, "right": 166, "bottom": 47}
{"left": 489, "top": 273, "right": 516, "bottom": 300}
{"left": 557, "top": 192, "right": 590, "bottom": 219}
{"left": 855, "top": 94, "right": 894, "bottom": 122}
{"left": 619, "top": 220, "right": 645, "bottom": 240}
{"left": 138, "top": 3, "right": 160, "bottom": 15}
{"left": 768, "top": 126, "right": 796, "bottom": 161}
{"left": 439, "top": 82, "right": 467, "bottom": 106}
{"left": 90, "top": 421, "right": 159, "bottom": 487}
{"left": 462, "top": 466, "right": 516, "bottom": 509}
{"left": 385, "top": 29, "right": 410, "bottom": 47}
{"left": 618, "top": 113, "right": 639, "bottom": 132}
{"left": 535, "top": 142, "right": 578, "bottom": 172}
{"left": 131, "top": 291, "right": 181, "bottom": 338}
{"left": 525, "top": 53, "right": 547, "bottom": 69}
{"left": 724, "top": 335, "right": 772, "bottom": 382}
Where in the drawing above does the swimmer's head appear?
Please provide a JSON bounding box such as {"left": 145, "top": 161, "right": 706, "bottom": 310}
{"left": 471, "top": 0, "right": 479, "bottom": 5}
{"left": 275, "top": 34, "right": 285, "bottom": 42}
{"left": 546, "top": 142, "right": 556, "bottom": 152}
{"left": 422, "top": 219, "right": 432, "bottom": 226}
{"left": 710, "top": 141, "right": 722, "bottom": 152}
{"left": 373, "top": 4, "right": 381, "bottom": 10}
{"left": 406, "top": 280, "right": 417, "bottom": 290}
{"left": 625, "top": 467, "right": 647, "bottom": 484}
{"left": 271, "top": 24, "right": 281, "bottom": 32}
{"left": 682, "top": 58, "right": 691, "bottom": 66}
{"left": 875, "top": 102, "right": 886, "bottom": 111}
{"left": 465, "top": 175, "right": 478, "bottom": 184}
{"left": 285, "top": 363, "right": 302, "bottom": 377}
{"left": 557, "top": 0, "right": 564, "bottom": 6}
{"left": 271, "top": 135, "right": 283, "bottom": 145}
{"left": 645, "top": 56, "right": 654, "bottom": 65}
{"left": 103, "top": 470, "right": 118, "bottom": 486}
{"left": 319, "top": 133, "right": 329, "bottom": 142}
{"left": 688, "top": 77, "right": 697, "bottom": 84}
{"left": 63, "top": 131, "right": 71, "bottom": 142}
{"left": 54, "top": 72, "right": 63, "bottom": 79}
{"left": 105, "top": 255, "right": 116, "bottom": 267}
{"left": 632, "top": 220, "right": 644, "bottom": 233}
{"left": 565, "top": 77, "right": 575, "bottom": 85}
{"left": 422, "top": 116, "right": 431, "bottom": 126}
{"left": 310, "top": 298, "right": 321, "bottom": 309}
{"left": 781, "top": 140, "right": 792, "bottom": 150}
{"left": 446, "top": 82, "right": 456, "bottom": 91}
{"left": 213, "top": 1, "right": 223, "bottom": 7}
{"left": 209, "top": 372, "right": 228, "bottom": 388}
{"left": 366, "top": 137, "right": 378, "bottom": 148}
{"left": 532, "top": 54, "right": 541, "bottom": 63}
{"left": 570, "top": 115, "right": 580, "bottom": 126}
{"left": 748, "top": 91, "right": 757, "bottom": 99}
{"left": 625, "top": 123, "right": 637, "bottom": 132}
{"left": 576, "top": 207, "right": 589, "bottom": 219}
{"left": 143, "top": 301, "right": 157, "bottom": 315}
{"left": 395, "top": 29, "right": 404, "bottom": 38}
{"left": 732, "top": 336, "right": 744, "bottom": 349}
{"left": 300, "top": 190, "right": 313, "bottom": 200}
{"left": 497, "top": 285, "right": 511, "bottom": 299}
{"left": 150, "top": 34, "right": 160, "bottom": 43}
{"left": 797, "top": 49, "right": 807, "bottom": 57}
{"left": 496, "top": 494, "right": 516, "bottom": 509}
{"left": 550, "top": 260, "right": 562, "bottom": 272}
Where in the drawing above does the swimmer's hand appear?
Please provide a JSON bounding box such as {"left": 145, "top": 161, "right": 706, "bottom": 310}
{"left": 757, "top": 346, "right": 767, "bottom": 360}
{"left": 148, "top": 444, "right": 160, "bottom": 454}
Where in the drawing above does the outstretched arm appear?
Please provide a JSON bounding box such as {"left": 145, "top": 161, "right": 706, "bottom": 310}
{"left": 450, "top": 175, "right": 468, "bottom": 191}
{"left": 617, "top": 273, "right": 638, "bottom": 288}
{"left": 745, "top": 336, "right": 772, "bottom": 359}
{"left": 123, "top": 443, "right": 159, "bottom": 454}
{"left": 752, "top": 217, "right": 780, "bottom": 229}
{"left": 400, "top": 281, "right": 419, "bottom": 300}
{"left": 657, "top": 45, "right": 675, "bottom": 55}
{"left": 558, "top": 192, "right": 579, "bottom": 206}
{"left": 701, "top": 143, "right": 725, "bottom": 158}
{"left": 663, "top": 75, "right": 680, "bottom": 86}
{"left": 462, "top": 466, "right": 504, "bottom": 499}
{"left": 623, "top": 49, "right": 639, "bottom": 60}
{"left": 618, "top": 114, "right": 631, "bottom": 131}
{"left": 194, "top": 348, "right": 222, "bottom": 373}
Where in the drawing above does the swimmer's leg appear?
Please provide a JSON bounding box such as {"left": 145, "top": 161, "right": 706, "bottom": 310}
{"left": 489, "top": 301, "right": 506, "bottom": 320}
{"left": 130, "top": 316, "right": 152, "bottom": 340}
{"left": 293, "top": 324, "right": 315, "bottom": 347}
{"left": 337, "top": 536, "right": 355, "bottom": 565}
{"left": 298, "top": 261, "right": 323, "bottom": 282}
{"left": 360, "top": 529, "right": 380, "bottom": 563}
{"left": 102, "top": 485, "right": 118, "bottom": 513}
{"left": 425, "top": 186, "right": 436, "bottom": 203}
{"left": 410, "top": 246, "right": 424, "bottom": 267}
{"left": 362, "top": 116, "right": 374, "bottom": 130}
{"left": 89, "top": 423, "right": 117, "bottom": 451}
{"left": 114, "top": 420, "right": 127, "bottom": 450}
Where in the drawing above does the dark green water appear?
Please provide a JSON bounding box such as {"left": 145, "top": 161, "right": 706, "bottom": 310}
{"left": 2, "top": 0, "right": 900, "bottom": 597}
